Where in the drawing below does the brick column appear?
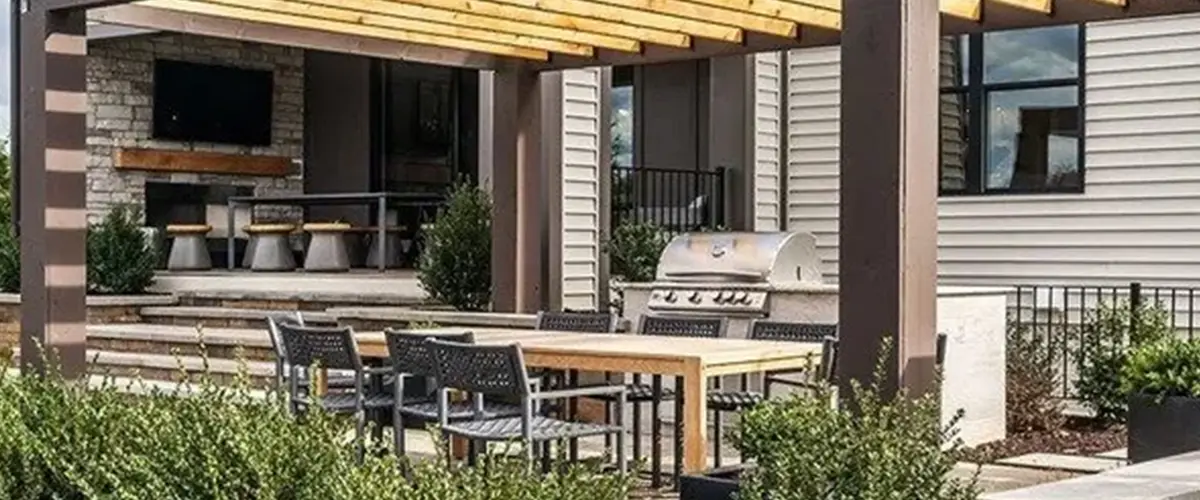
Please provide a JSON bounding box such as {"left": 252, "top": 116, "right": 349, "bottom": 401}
{"left": 490, "top": 68, "right": 544, "bottom": 313}
{"left": 18, "top": 6, "right": 89, "bottom": 377}
{"left": 837, "top": 0, "right": 940, "bottom": 397}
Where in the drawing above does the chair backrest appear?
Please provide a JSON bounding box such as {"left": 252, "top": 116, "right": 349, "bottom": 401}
{"left": 428, "top": 339, "right": 530, "bottom": 398}
{"left": 265, "top": 312, "right": 305, "bottom": 358}
{"left": 638, "top": 315, "right": 726, "bottom": 338}
{"left": 749, "top": 320, "right": 838, "bottom": 343}
{"left": 535, "top": 310, "right": 617, "bottom": 333}
{"left": 384, "top": 329, "right": 475, "bottom": 378}
{"left": 276, "top": 323, "right": 363, "bottom": 371}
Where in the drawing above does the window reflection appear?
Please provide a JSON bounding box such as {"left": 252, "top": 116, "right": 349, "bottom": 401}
{"left": 940, "top": 92, "right": 969, "bottom": 191}
{"left": 984, "top": 25, "right": 1079, "bottom": 84}
{"left": 611, "top": 66, "right": 634, "bottom": 169}
{"left": 986, "top": 87, "right": 1080, "bottom": 191}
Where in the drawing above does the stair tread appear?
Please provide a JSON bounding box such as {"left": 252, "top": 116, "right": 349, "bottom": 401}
{"left": 88, "top": 323, "right": 273, "bottom": 348}
{"left": 2, "top": 368, "right": 271, "bottom": 399}
{"left": 14, "top": 347, "right": 276, "bottom": 377}
{"left": 139, "top": 306, "right": 335, "bottom": 323}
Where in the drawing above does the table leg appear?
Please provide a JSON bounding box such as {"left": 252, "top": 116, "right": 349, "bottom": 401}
{"left": 681, "top": 361, "right": 708, "bottom": 474}
{"left": 377, "top": 196, "right": 386, "bottom": 271}
{"left": 226, "top": 200, "right": 235, "bottom": 270}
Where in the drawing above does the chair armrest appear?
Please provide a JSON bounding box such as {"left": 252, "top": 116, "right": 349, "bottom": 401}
{"left": 363, "top": 366, "right": 393, "bottom": 376}
{"left": 531, "top": 384, "right": 625, "bottom": 401}
{"left": 764, "top": 376, "right": 820, "bottom": 389}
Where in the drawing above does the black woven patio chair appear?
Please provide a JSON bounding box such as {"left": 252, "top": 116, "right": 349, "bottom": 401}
{"left": 384, "top": 329, "right": 525, "bottom": 457}
{"left": 277, "top": 323, "right": 394, "bottom": 462}
{"left": 265, "top": 312, "right": 355, "bottom": 394}
{"left": 429, "top": 338, "right": 627, "bottom": 472}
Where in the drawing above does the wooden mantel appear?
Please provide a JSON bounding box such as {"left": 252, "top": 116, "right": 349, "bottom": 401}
{"left": 113, "top": 147, "right": 293, "bottom": 177}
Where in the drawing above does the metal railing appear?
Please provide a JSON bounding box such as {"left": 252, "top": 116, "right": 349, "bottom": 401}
{"left": 1011, "top": 282, "right": 1200, "bottom": 399}
{"left": 610, "top": 165, "right": 726, "bottom": 232}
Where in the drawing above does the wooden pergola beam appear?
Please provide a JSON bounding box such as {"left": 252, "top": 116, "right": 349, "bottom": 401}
{"left": 137, "top": 0, "right": 551, "bottom": 59}
{"left": 297, "top": 0, "right": 642, "bottom": 52}
{"left": 397, "top": 0, "right": 691, "bottom": 48}
{"left": 683, "top": 0, "right": 840, "bottom": 30}
{"left": 191, "top": 0, "right": 595, "bottom": 56}
{"left": 596, "top": 0, "right": 800, "bottom": 37}
{"left": 486, "top": 0, "right": 744, "bottom": 43}
{"left": 91, "top": 4, "right": 508, "bottom": 70}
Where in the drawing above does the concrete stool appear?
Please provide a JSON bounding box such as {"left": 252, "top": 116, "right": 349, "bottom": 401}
{"left": 165, "top": 224, "right": 212, "bottom": 271}
{"left": 302, "top": 222, "right": 351, "bottom": 272}
{"left": 244, "top": 223, "right": 297, "bottom": 272}
{"left": 365, "top": 226, "right": 406, "bottom": 269}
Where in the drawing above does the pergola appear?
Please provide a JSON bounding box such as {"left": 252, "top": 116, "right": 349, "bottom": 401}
{"left": 15, "top": 0, "right": 1198, "bottom": 400}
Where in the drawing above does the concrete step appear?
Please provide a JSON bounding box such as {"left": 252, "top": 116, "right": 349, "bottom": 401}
{"left": 88, "top": 323, "right": 275, "bottom": 361}
{"left": 2, "top": 368, "right": 272, "bottom": 400}
{"left": 14, "top": 347, "right": 276, "bottom": 387}
{"left": 139, "top": 306, "right": 334, "bottom": 329}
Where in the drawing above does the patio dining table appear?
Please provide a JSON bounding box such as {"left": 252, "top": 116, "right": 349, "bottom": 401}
{"left": 352, "top": 327, "right": 823, "bottom": 474}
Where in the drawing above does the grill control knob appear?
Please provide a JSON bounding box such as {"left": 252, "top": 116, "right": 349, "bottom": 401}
{"left": 688, "top": 291, "right": 702, "bottom": 304}
{"left": 664, "top": 291, "right": 678, "bottom": 303}
{"left": 734, "top": 291, "right": 750, "bottom": 304}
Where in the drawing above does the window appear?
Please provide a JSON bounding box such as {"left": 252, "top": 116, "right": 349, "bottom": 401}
{"left": 940, "top": 25, "right": 1084, "bottom": 195}
{"left": 611, "top": 65, "right": 634, "bottom": 169}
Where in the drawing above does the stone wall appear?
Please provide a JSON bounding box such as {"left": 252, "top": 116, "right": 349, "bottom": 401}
{"left": 85, "top": 34, "right": 304, "bottom": 223}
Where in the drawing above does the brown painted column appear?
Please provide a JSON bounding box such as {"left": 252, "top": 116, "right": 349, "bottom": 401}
{"left": 490, "top": 67, "right": 543, "bottom": 313}
{"left": 837, "top": 0, "right": 940, "bottom": 397}
{"left": 18, "top": 6, "right": 89, "bottom": 377}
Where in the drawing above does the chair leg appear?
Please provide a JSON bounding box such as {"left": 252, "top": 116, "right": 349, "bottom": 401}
{"left": 713, "top": 409, "right": 722, "bottom": 468}
{"left": 632, "top": 374, "right": 642, "bottom": 465}
{"left": 393, "top": 411, "right": 405, "bottom": 458}
{"left": 674, "top": 377, "right": 684, "bottom": 487}
{"left": 568, "top": 370, "right": 580, "bottom": 463}
{"left": 354, "top": 409, "right": 366, "bottom": 465}
{"left": 651, "top": 375, "right": 663, "bottom": 489}
{"left": 616, "top": 396, "right": 627, "bottom": 474}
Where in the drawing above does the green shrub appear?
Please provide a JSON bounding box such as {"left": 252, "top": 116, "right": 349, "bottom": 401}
{"left": 0, "top": 227, "right": 18, "bottom": 294}
{"left": 418, "top": 182, "right": 492, "bottom": 311}
{"left": 1076, "top": 299, "right": 1171, "bottom": 423}
{"left": 86, "top": 204, "right": 158, "bottom": 295}
{"left": 1122, "top": 337, "right": 1200, "bottom": 400}
{"left": 1006, "top": 324, "right": 1066, "bottom": 433}
{"left": 732, "top": 340, "right": 978, "bottom": 500}
{"left": 604, "top": 220, "right": 668, "bottom": 283}
{"left": 0, "top": 352, "right": 634, "bottom": 499}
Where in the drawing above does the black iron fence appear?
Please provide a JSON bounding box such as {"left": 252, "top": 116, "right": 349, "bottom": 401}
{"left": 610, "top": 166, "right": 726, "bottom": 233}
{"left": 1011, "top": 282, "right": 1200, "bottom": 399}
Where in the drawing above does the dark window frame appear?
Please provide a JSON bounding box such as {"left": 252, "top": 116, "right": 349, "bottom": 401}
{"left": 939, "top": 25, "right": 1087, "bottom": 196}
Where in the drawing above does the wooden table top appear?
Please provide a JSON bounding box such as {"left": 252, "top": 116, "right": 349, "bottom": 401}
{"left": 355, "top": 327, "right": 822, "bottom": 375}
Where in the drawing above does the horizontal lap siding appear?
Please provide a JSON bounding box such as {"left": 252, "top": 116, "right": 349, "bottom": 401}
{"left": 561, "top": 68, "right": 602, "bottom": 310}
{"left": 786, "top": 14, "right": 1200, "bottom": 286}
{"left": 754, "top": 52, "right": 783, "bottom": 231}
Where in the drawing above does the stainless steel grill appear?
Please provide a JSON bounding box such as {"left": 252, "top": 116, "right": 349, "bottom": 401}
{"left": 635, "top": 231, "right": 825, "bottom": 319}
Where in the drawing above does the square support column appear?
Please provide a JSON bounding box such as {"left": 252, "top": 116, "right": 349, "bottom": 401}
{"left": 837, "top": 0, "right": 940, "bottom": 397}
{"left": 18, "top": 6, "right": 89, "bottom": 377}
{"left": 491, "top": 68, "right": 544, "bottom": 313}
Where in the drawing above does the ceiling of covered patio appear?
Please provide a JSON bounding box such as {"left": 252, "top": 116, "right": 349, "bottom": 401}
{"left": 88, "top": 0, "right": 1200, "bottom": 70}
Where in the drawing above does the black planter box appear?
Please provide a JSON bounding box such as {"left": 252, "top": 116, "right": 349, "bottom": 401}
{"left": 1128, "top": 393, "right": 1200, "bottom": 464}
{"left": 679, "top": 465, "right": 748, "bottom": 500}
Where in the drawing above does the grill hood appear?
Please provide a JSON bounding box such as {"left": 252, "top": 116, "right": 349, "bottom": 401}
{"left": 655, "top": 231, "right": 824, "bottom": 285}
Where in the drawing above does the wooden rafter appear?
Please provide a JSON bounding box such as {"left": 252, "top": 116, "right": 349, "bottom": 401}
{"left": 993, "top": 0, "right": 1052, "bottom": 13}
{"left": 195, "top": 0, "right": 595, "bottom": 56}
{"left": 684, "top": 0, "right": 838, "bottom": 30}
{"left": 487, "top": 0, "right": 745, "bottom": 43}
{"left": 137, "top": 0, "right": 551, "bottom": 59}
{"left": 296, "top": 0, "right": 643, "bottom": 52}
{"left": 593, "top": 0, "right": 799, "bottom": 37}
{"left": 395, "top": 0, "right": 691, "bottom": 48}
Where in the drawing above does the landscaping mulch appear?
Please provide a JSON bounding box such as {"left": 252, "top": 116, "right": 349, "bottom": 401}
{"left": 957, "top": 417, "right": 1126, "bottom": 464}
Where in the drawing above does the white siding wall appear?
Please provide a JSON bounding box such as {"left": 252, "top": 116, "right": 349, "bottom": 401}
{"left": 753, "top": 52, "right": 784, "bottom": 231}
{"left": 785, "top": 13, "right": 1200, "bottom": 287}
{"left": 560, "top": 68, "right": 603, "bottom": 310}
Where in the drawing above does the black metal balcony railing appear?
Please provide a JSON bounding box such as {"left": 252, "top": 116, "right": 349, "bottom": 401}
{"left": 1011, "top": 282, "right": 1200, "bottom": 399}
{"left": 610, "top": 166, "right": 726, "bottom": 233}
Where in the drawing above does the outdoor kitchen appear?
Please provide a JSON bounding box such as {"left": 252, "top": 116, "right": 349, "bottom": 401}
{"left": 620, "top": 231, "right": 1008, "bottom": 447}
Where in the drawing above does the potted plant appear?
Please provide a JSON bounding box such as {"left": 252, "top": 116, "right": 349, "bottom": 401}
{"left": 1123, "top": 337, "right": 1200, "bottom": 463}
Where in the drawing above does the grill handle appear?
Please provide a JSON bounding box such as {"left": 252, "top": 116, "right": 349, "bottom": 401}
{"left": 661, "top": 270, "right": 763, "bottom": 280}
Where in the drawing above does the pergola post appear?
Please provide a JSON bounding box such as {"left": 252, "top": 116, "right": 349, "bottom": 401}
{"left": 17, "top": 4, "right": 89, "bottom": 377}
{"left": 837, "top": 0, "right": 940, "bottom": 397}
{"left": 490, "top": 67, "right": 544, "bottom": 313}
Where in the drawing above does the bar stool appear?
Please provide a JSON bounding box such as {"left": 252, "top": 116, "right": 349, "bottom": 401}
{"left": 365, "top": 226, "right": 406, "bottom": 269}
{"left": 244, "top": 223, "right": 297, "bottom": 272}
{"left": 302, "top": 222, "right": 351, "bottom": 272}
{"left": 165, "top": 224, "right": 212, "bottom": 271}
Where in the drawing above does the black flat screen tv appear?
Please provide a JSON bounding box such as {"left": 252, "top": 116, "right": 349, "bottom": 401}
{"left": 152, "top": 59, "right": 274, "bottom": 147}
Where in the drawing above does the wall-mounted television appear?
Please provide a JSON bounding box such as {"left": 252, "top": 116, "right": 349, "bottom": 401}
{"left": 152, "top": 59, "right": 274, "bottom": 147}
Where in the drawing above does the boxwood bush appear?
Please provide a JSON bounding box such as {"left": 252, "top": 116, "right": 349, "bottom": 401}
{"left": 418, "top": 182, "right": 492, "bottom": 311}
{"left": 0, "top": 357, "right": 634, "bottom": 499}
{"left": 86, "top": 204, "right": 159, "bottom": 295}
{"left": 1076, "top": 299, "right": 1171, "bottom": 423}
{"left": 731, "top": 341, "right": 979, "bottom": 500}
{"left": 1122, "top": 337, "right": 1200, "bottom": 400}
